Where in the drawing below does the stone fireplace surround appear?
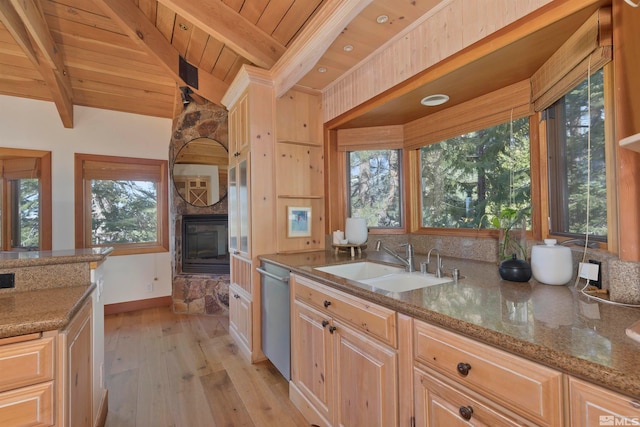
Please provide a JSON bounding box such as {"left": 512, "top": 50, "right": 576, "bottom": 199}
{"left": 170, "top": 100, "right": 230, "bottom": 315}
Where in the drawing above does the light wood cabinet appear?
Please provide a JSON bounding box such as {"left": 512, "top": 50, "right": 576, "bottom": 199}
{"left": 290, "top": 274, "right": 399, "bottom": 427}
{"left": 58, "top": 298, "right": 93, "bottom": 427}
{"left": 229, "top": 282, "right": 253, "bottom": 359}
{"left": 569, "top": 377, "right": 640, "bottom": 427}
{"left": 413, "top": 319, "right": 563, "bottom": 426}
{"left": 0, "top": 334, "right": 55, "bottom": 427}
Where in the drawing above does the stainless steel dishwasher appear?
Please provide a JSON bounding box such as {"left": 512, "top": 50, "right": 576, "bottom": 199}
{"left": 257, "top": 261, "right": 291, "bottom": 380}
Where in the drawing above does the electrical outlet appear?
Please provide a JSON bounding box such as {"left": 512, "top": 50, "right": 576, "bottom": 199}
{"left": 588, "top": 259, "right": 602, "bottom": 289}
{"left": 579, "top": 262, "right": 600, "bottom": 282}
{"left": 145, "top": 282, "right": 154, "bottom": 292}
{"left": 0, "top": 273, "right": 15, "bottom": 289}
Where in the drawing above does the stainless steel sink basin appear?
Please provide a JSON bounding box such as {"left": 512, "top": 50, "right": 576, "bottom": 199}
{"left": 314, "top": 262, "right": 451, "bottom": 292}
{"left": 359, "top": 272, "right": 450, "bottom": 292}
{"left": 314, "top": 262, "right": 405, "bottom": 281}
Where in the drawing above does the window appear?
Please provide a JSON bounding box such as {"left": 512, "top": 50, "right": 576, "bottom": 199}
{"left": 348, "top": 150, "right": 402, "bottom": 228}
{"left": 420, "top": 118, "right": 530, "bottom": 229}
{"left": 545, "top": 68, "right": 607, "bottom": 241}
{"left": 75, "top": 154, "right": 169, "bottom": 255}
{"left": 0, "top": 149, "right": 52, "bottom": 251}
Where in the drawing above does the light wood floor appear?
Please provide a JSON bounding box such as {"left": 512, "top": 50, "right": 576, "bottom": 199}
{"left": 104, "top": 306, "right": 309, "bottom": 427}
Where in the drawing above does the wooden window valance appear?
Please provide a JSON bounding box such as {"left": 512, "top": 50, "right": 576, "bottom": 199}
{"left": 0, "top": 158, "right": 41, "bottom": 180}
{"left": 337, "top": 125, "right": 404, "bottom": 152}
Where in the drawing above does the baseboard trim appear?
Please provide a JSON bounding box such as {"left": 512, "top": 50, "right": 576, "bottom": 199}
{"left": 94, "top": 389, "right": 108, "bottom": 427}
{"left": 104, "top": 296, "right": 172, "bottom": 315}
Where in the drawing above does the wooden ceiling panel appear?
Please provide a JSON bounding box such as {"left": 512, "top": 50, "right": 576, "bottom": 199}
{"left": 271, "top": 0, "right": 323, "bottom": 47}
{"left": 45, "top": 13, "right": 139, "bottom": 49}
{"left": 185, "top": 25, "right": 208, "bottom": 65}
{"left": 170, "top": 14, "right": 192, "bottom": 56}
{"left": 199, "top": 36, "right": 224, "bottom": 73}
{"left": 154, "top": 1, "right": 175, "bottom": 42}
{"left": 137, "top": 0, "right": 157, "bottom": 22}
{"left": 256, "top": 0, "right": 294, "bottom": 35}
{"left": 238, "top": 0, "right": 270, "bottom": 24}
{"left": 72, "top": 88, "right": 174, "bottom": 117}
{"left": 211, "top": 46, "right": 237, "bottom": 82}
{"left": 42, "top": 0, "right": 125, "bottom": 35}
{"left": 68, "top": 65, "right": 174, "bottom": 94}
{"left": 221, "top": 0, "right": 243, "bottom": 13}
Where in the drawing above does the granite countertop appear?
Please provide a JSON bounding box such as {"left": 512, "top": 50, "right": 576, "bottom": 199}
{"left": 0, "top": 284, "right": 95, "bottom": 338}
{"left": 0, "top": 247, "right": 113, "bottom": 268}
{"left": 260, "top": 250, "right": 640, "bottom": 399}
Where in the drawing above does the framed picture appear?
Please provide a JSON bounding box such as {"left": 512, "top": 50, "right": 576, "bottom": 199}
{"left": 287, "top": 206, "right": 311, "bottom": 237}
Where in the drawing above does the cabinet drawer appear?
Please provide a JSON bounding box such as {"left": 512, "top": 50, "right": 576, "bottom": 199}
{"left": 414, "top": 321, "right": 563, "bottom": 426}
{"left": 415, "top": 368, "right": 525, "bottom": 426}
{"left": 0, "top": 336, "right": 54, "bottom": 393}
{"left": 569, "top": 377, "right": 640, "bottom": 426}
{"left": 0, "top": 381, "right": 54, "bottom": 427}
{"left": 293, "top": 274, "right": 396, "bottom": 347}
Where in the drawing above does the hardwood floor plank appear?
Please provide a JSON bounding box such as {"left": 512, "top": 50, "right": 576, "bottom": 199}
{"left": 105, "top": 368, "right": 139, "bottom": 427}
{"left": 104, "top": 306, "right": 306, "bottom": 427}
{"left": 200, "top": 370, "right": 255, "bottom": 427}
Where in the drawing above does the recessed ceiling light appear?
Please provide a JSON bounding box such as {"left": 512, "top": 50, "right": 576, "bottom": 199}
{"left": 376, "top": 15, "right": 389, "bottom": 24}
{"left": 343, "top": 45, "right": 354, "bottom": 52}
{"left": 317, "top": 67, "right": 327, "bottom": 73}
{"left": 420, "top": 94, "right": 449, "bottom": 106}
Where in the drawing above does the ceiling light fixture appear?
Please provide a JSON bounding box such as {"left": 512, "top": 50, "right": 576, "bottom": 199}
{"left": 420, "top": 94, "right": 449, "bottom": 106}
{"left": 343, "top": 45, "right": 354, "bottom": 52}
{"left": 376, "top": 15, "right": 389, "bottom": 24}
{"left": 317, "top": 67, "right": 327, "bottom": 73}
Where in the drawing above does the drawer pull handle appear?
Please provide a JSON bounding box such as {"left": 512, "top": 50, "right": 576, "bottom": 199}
{"left": 233, "top": 294, "right": 240, "bottom": 299}
{"left": 323, "top": 300, "right": 332, "bottom": 308}
{"left": 321, "top": 320, "right": 329, "bottom": 328}
{"left": 459, "top": 405, "right": 473, "bottom": 420}
{"left": 457, "top": 362, "right": 472, "bottom": 376}
{"left": 328, "top": 326, "right": 337, "bottom": 334}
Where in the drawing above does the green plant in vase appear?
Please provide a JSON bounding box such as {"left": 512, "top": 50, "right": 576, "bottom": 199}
{"left": 489, "top": 206, "right": 530, "bottom": 261}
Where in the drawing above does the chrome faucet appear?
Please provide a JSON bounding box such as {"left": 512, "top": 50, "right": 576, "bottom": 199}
{"left": 375, "top": 240, "right": 415, "bottom": 272}
{"left": 426, "top": 248, "right": 444, "bottom": 278}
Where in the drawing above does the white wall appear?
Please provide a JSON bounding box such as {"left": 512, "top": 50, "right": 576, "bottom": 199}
{"left": 0, "top": 95, "right": 174, "bottom": 304}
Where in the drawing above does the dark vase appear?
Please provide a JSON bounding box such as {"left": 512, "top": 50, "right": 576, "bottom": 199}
{"left": 499, "top": 253, "right": 532, "bottom": 282}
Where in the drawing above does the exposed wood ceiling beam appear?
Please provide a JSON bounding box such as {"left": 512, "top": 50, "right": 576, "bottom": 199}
{"left": 271, "top": 0, "right": 373, "bottom": 98}
{"left": 156, "top": 0, "right": 285, "bottom": 69}
{"left": 94, "top": 0, "right": 229, "bottom": 106}
{"left": 0, "top": 0, "right": 74, "bottom": 127}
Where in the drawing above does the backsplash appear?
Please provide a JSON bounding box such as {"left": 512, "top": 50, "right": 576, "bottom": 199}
{"left": 360, "top": 233, "right": 640, "bottom": 304}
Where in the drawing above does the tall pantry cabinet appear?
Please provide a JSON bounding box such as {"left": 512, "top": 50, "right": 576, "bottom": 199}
{"left": 223, "top": 65, "right": 324, "bottom": 362}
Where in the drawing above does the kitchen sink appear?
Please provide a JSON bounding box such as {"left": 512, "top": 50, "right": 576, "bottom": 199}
{"left": 314, "top": 262, "right": 451, "bottom": 292}
{"left": 314, "top": 262, "right": 405, "bottom": 281}
{"left": 359, "top": 272, "right": 451, "bottom": 292}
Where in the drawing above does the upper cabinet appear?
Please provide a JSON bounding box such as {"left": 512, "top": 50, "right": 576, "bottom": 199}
{"left": 277, "top": 89, "right": 323, "bottom": 146}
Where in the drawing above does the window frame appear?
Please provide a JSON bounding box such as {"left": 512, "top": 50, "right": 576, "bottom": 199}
{"left": 346, "top": 149, "right": 404, "bottom": 230}
{"left": 0, "top": 148, "right": 52, "bottom": 251}
{"left": 74, "top": 153, "right": 169, "bottom": 256}
{"left": 538, "top": 64, "right": 615, "bottom": 250}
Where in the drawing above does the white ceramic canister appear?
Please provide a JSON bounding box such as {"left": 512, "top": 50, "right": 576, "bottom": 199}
{"left": 530, "top": 239, "right": 573, "bottom": 285}
{"left": 345, "top": 217, "right": 368, "bottom": 244}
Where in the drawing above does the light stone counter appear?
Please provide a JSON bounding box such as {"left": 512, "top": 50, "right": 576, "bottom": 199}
{"left": 0, "top": 248, "right": 111, "bottom": 338}
{"left": 260, "top": 250, "right": 640, "bottom": 400}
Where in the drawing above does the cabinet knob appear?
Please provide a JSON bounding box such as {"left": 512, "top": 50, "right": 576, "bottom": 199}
{"left": 323, "top": 300, "right": 332, "bottom": 308}
{"left": 328, "top": 326, "right": 337, "bottom": 334}
{"left": 233, "top": 294, "right": 240, "bottom": 299}
{"left": 457, "top": 362, "right": 472, "bottom": 376}
{"left": 321, "top": 320, "right": 329, "bottom": 328}
{"left": 459, "top": 405, "right": 473, "bottom": 421}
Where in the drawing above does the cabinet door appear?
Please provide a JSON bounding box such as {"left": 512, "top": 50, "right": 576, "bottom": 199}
{"left": 229, "top": 284, "right": 252, "bottom": 354}
{"left": 228, "top": 164, "right": 238, "bottom": 252}
{"left": 333, "top": 319, "right": 398, "bottom": 427}
{"left": 291, "top": 300, "right": 333, "bottom": 423}
{"left": 569, "top": 377, "right": 640, "bottom": 427}
{"left": 414, "top": 369, "right": 523, "bottom": 427}
{"left": 237, "top": 154, "right": 250, "bottom": 256}
{"left": 67, "top": 302, "right": 93, "bottom": 427}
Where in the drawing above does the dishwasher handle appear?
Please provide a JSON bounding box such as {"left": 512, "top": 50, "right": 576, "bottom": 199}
{"left": 256, "top": 267, "right": 290, "bottom": 283}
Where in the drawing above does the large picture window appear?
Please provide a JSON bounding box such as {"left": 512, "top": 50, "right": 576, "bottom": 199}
{"left": 348, "top": 150, "right": 402, "bottom": 228}
{"left": 420, "top": 118, "right": 530, "bottom": 229}
{"left": 545, "top": 68, "right": 607, "bottom": 241}
{"left": 75, "top": 154, "right": 169, "bottom": 255}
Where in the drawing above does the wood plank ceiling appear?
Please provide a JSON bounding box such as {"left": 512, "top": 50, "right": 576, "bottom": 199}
{"left": 0, "top": 0, "right": 440, "bottom": 128}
